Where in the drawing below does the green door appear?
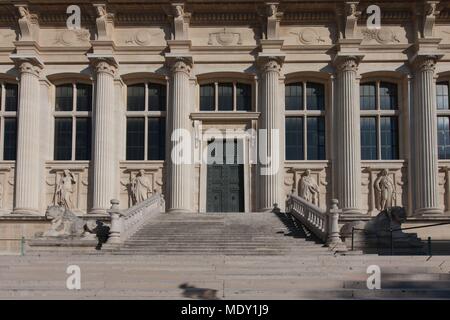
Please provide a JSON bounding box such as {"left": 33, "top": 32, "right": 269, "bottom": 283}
{"left": 206, "top": 139, "right": 244, "bottom": 212}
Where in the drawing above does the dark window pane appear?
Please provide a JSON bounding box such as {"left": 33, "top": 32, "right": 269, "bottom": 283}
{"left": 437, "top": 82, "right": 449, "bottom": 110}
{"left": 3, "top": 118, "right": 16, "bottom": 160}
{"left": 148, "top": 83, "right": 166, "bottom": 111}
{"left": 380, "top": 82, "right": 398, "bottom": 110}
{"left": 285, "top": 82, "right": 303, "bottom": 110}
{"left": 360, "top": 82, "right": 376, "bottom": 110}
{"left": 5, "top": 84, "right": 18, "bottom": 112}
{"left": 285, "top": 117, "right": 304, "bottom": 160}
{"left": 54, "top": 118, "right": 72, "bottom": 160}
{"left": 126, "top": 118, "right": 145, "bottom": 160}
{"left": 55, "top": 85, "right": 73, "bottom": 111}
{"left": 200, "top": 84, "right": 215, "bottom": 111}
{"left": 75, "top": 118, "right": 91, "bottom": 160}
{"left": 127, "top": 84, "right": 145, "bottom": 111}
{"left": 438, "top": 116, "right": 450, "bottom": 159}
{"left": 306, "top": 82, "right": 325, "bottom": 110}
{"left": 307, "top": 117, "right": 326, "bottom": 160}
{"left": 76, "top": 84, "right": 92, "bottom": 111}
{"left": 380, "top": 117, "right": 399, "bottom": 160}
{"left": 360, "top": 117, "right": 377, "bottom": 160}
{"left": 236, "top": 83, "right": 252, "bottom": 111}
{"left": 148, "top": 117, "right": 165, "bottom": 160}
{"left": 218, "top": 83, "right": 233, "bottom": 111}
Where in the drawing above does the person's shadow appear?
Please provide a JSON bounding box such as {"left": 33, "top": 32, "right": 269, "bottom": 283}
{"left": 179, "top": 283, "right": 219, "bottom": 300}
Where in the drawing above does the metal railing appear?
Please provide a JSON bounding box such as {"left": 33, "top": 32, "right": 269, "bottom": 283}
{"left": 351, "top": 221, "right": 450, "bottom": 256}
{"left": 0, "top": 236, "right": 26, "bottom": 256}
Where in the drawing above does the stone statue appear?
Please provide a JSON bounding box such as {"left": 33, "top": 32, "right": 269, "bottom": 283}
{"left": 131, "top": 169, "right": 151, "bottom": 205}
{"left": 96, "top": 5, "right": 107, "bottom": 18}
{"left": 18, "top": 6, "right": 30, "bottom": 19}
{"left": 374, "top": 169, "right": 396, "bottom": 211}
{"left": 43, "top": 206, "right": 95, "bottom": 238}
{"left": 55, "top": 169, "right": 76, "bottom": 209}
{"left": 299, "top": 169, "right": 320, "bottom": 205}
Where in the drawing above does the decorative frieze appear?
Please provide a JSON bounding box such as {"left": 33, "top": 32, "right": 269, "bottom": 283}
{"left": 361, "top": 28, "right": 400, "bottom": 44}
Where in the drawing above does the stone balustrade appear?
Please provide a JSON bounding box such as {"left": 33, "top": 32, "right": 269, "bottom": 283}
{"left": 106, "top": 193, "right": 164, "bottom": 244}
{"left": 288, "top": 195, "right": 346, "bottom": 251}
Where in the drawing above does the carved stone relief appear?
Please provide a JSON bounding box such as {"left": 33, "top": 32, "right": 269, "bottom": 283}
{"left": 54, "top": 29, "right": 90, "bottom": 46}
{"left": 208, "top": 28, "right": 242, "bottom": 46}
{"left": 291, "top": 28, "right": 325, "bottom": 45}
{"left": 361, "top": 28, "right": 400, "bottom": 44}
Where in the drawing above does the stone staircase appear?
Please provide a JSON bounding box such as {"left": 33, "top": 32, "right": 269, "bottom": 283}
{"left": 1, "top": 211, "right": 449, "bottom": 299}
{"left": 111, "top": 212, "right": 328, "bottom": 256}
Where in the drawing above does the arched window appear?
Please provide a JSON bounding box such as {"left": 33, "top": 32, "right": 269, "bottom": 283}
{"left": 0, "top": 82, "right": 18, "bottom": 160}
{"left": 54, "top": 83, "right": 92, "bottom": 161}
{"left": 437, "top": 80, "right": 450, "bottom": 159}
{"left": 285, "top": 81, "right": 326, "bottom": 160}
{"left": 360, "top": 81, "right": 399, "bottom": 160}
{"left": 199, "top": 82, "right": 252, "bottom": 111}
{"left": 126, "top": 82, "right": 166, "bottom": 161}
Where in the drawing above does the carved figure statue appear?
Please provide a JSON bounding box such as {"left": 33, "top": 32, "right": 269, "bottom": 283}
{"left": 96, "top": 5, "right": 107, "bottom": 18}
{"left": 374, "top": 169, "right": 396, "bottom": 211}
{"left": 175, "top": 5, "right": 184, "bottom": 18}
{"left": 55, "top": 170, "right": 76, "bottom": 209}
{"left": 131, "top": 169, "right": 151, "bottom": 204}
{"left": 299, "top": 169, "right": 320, "bottom": 205}
{"left": 43, "top": 206, "right": 95, "bottom": 238}
{"left": 18, "top": 6, "right": 30, "bottom": 19}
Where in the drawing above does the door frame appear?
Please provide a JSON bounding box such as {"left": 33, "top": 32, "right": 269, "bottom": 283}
{"left": 199, "top": 130, "right": 251, "bottom": 213}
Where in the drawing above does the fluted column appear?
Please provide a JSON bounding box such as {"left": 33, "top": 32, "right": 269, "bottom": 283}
{"left": 334, "top": 56, "right": 362, "bottom": 214}
{"left": 259, "top": 57, "right": 282, "bottom": 211}
{"left": 411, "top": 55, "right": 442, "bottom": 215}
{"left": 91, "top": 60, "right": 117, "bottom": 214}
{"left": 167, "top": 58, "right": 192, "bottom": 213}
{"left": 13, "top": 61, "right": 42, "bottom": 214}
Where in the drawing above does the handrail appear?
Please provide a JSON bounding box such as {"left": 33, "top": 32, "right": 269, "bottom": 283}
{"left": 287, "top": 194, "right": 346, "bottom": 250}
{"left": 350, "top": 221, "right": 450, "bottom": 256}
{"left": 107, "top": 193, "right": 164, "bottom": 245}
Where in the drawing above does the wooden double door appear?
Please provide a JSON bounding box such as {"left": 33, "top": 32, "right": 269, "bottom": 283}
{"left": 206, "top": 139, "right": 244, "bottom": 212}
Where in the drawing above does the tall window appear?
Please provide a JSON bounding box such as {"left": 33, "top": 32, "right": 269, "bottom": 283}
{"left": 126, "top": 82, "right": 166, "bottom": 161}
{"left": 54, "top": 83, "right": 92, "bottom": 161}
{"left": 285, "top": 82, "right": 326, "bottom": 160}
{"left": 200, "top": 82, "right": 252, "bottom": 111}
{"left": 437, "top": 81, "right": 450, "bottom": 159}
{"left": 0, "top": 83, "right": 18, "bottom": 160}
{"left": 360, "top": 81, "right": 399, "bottom": 160}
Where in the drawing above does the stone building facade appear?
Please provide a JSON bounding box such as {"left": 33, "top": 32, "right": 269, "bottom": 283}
{"left": 0, "top": 0, "right": 450, "bottom": 229}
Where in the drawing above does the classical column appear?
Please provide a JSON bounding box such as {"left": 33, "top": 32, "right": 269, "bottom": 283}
{"left": 334, "top": 56, "right": 362, "bottom": 214}
{"left": 90, "top": 60, "right": 117, "bottom": 214}
{"left": 167, "top": 58, "right": 192, "bottom": 213}
{"left": 259, "top": 57, "right": 282, "bottom": 211}
{"left": 13, "top": 61, "right": 42, "bottom": 214}
{"left": 411, "top": 55, "right": 442, "bottom": 215}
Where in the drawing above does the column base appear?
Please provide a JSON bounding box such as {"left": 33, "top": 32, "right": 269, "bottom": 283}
{"left": 89, "top": 208, "right": 108, "bottom": 215}
{"left": 12, "top": 208, "right": 40, "bottom": 215}
{"left": 341, "top": 208, "right": 365, "bottom": 215}
{"left": 414, "top": 207, "right": 444, "bottom": 216}
{"left": 167, "top": 208, "right": 192, "bottom": 214}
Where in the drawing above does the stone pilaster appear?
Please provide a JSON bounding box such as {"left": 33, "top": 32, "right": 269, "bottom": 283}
{"left": 411, "top": 55, "right": 442, "bottom": 215}
{"left": 13, "top": 60, "right": 42, "bottom": 214}
{"left": 90, "top": 59, "right": 117, "bottom": 214}
{"left": 167, "top": 58, "right": 192, "bottom": 213}
{"left": 259, "top": 57, "right": 282, "bottom": 211}
{"left": 334, "top": 56, "right": 362, "bottom": 215}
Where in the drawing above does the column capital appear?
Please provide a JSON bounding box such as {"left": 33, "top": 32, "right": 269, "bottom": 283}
{"left": 87, "top": 54, "right": 118, "bottom": 76}
{"left": 411, "top": 54, "right": 442, "bottom": 73}
{"left": 167, "top": 56, "right": 193, "bottom": 75}
{"left": 333, "top": 55, "right": 363, "bottom": 73}
{"left": 257, "top": 56, "right": 284, "bottom": 74}
{"left": 10, "top": 54, "right": 43, "bottom": 77}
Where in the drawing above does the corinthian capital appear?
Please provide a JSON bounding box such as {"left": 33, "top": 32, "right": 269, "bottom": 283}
{"left": 413, "top": 55, "right": 439, "bottom": 72}
{"left": 334, "top": 56, "right": 361, "bottom": 73}
{"left": 169, "top": 58, "right": 192, "bottom": 75}
{"left": 18, "top": 61, "right": 42, "bottom": 77}
{"left": 10, "top": 55, "right": 44, "bottom": 77}
{"left": 94, "top": 61, "right": 117, "bottom": 76}
{"left": 259, "top": 56, "right": 283, "bottom": 74}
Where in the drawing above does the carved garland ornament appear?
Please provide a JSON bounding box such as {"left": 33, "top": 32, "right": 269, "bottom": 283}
{"left": 361, "top": 28, "right": 400, "bottom": 44}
